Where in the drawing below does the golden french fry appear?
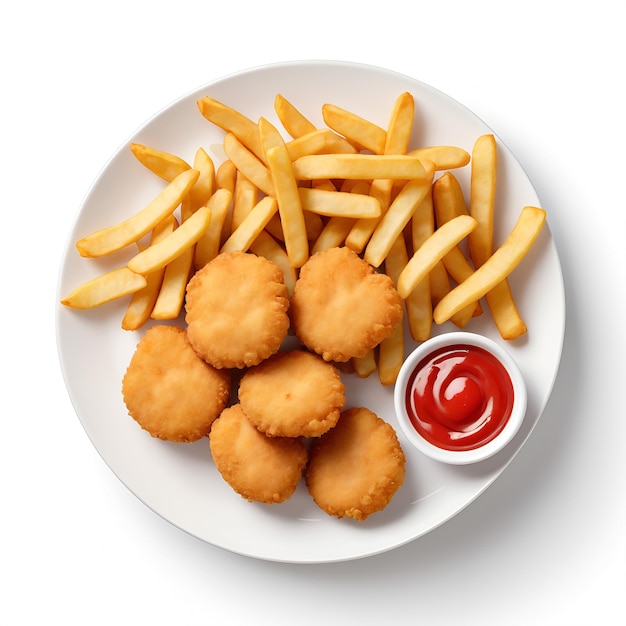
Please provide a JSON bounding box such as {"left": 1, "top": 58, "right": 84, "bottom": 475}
{"left": 408, "top": 146, "right": 470, "bottom": 170}
{"left": 121, "top": 216, "right": 177, "bottom": 329}
{"left": 223, "top": 132, "right": 274, "bottom": 196}
{"left": 76, "top": 169, "right": 199, "bottom": 258}
{"left": 286, "top": 129, "right": 357, "bottom": 160}
{"left": 231, "top": 171, "right": 258, "bottom": 232}
{"left": 483, "top": 281, "right": 527, "bottom": 340}
{"left": 468, "top": 133, "right": 497, "bottom": 267}
{"left": 150, "top": 245, "right": 194, "bottom": 320}
{"left": 433, "top": 171, "right": 482, "bottom": 318}
{"left": 433, "top": 206, "right": 546, "bottom": 325}
{"left": 258, "top": 116, "right": 287, "bottom": 156}
{"left": 378, "top": 320, "right": 404, "bottom": 386}
{"left": 61, "top": 267, "right": 147, "bottom": 309}
{"left": 194, "top": 188, "right": 232, "bottom": 269}
{"left": 249, "top": 231, "right": 297, "bottom": 297}
{"left": 298, "top": 187, "right": 381, "bottom": 219}
{"left": 196, "top": 96, "right": 265, "bottom": 162}
{"left": 406, "top": 188, "right": 435, "bottom": 341}
{"left": 128, "top": 204, "right": 211, "bottom": 275}
{"left": 292, "top": 153, "right": 426, "bottom": 181}
{"left": 274, "top": 94, "right": 316, "bottom": 138}
{"left": 181, "top": 147, "right": 215, "bottom": 221}
{"left": 433, "top": 171, "right": 468, "bottom": 225}
{"left": 467, "top": 134, "right": 526, "bottom": 337}
{"left": 221, "top": 196, "right": 278, "bottom": 254}
{"left": 321, "top": 103, "right": 386, "bottom": 154}
{"left": 129, "top": 143, "right": 191, "bottom": 181}
{"left": 311, "top": 216, "right": 354, "bottom": 254}
{"left": 383, "top": 92, "right": 415, "bottom": 155}
{"left": 397, "top": 214, "right": 477, "bottom": 299}
{"left": 352, "top": 350, "right": 377, "bottom": 379}
{"left": 364, "top": 162, "right": 435, "bottom": 267}
{"left": 265, "top": 144, "right": 309, "bottom": 268}
{"left": 215, "top": 159, "right": 237, "bottom": 192}
{"left": 378, "top": 234, "right": 407, "bottom": 385}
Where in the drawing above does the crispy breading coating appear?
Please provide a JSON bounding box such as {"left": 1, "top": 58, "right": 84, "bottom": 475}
{"left": 306, "top": 407, "right": 406, "bottom": 521}
{"left": 209, "top": 404, "right": 308, "bottom": 504}
{"left": 122, "top": 325, "right": 231, "bottom": 442}
{"left": 238, "top": 349, "right": 346, "bottom": 438}
{"left": 185, "top": 251, "right": 290, "bottom": 369}
{"left": 290, "top": 246, "right": 403, "bottom": 362}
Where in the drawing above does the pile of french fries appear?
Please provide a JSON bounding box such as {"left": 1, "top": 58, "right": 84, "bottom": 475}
{"left": 61, "top": 90, "right": 546, "bottom": 385}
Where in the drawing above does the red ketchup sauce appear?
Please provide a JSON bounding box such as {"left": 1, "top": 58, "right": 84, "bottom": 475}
{"left": 405, "top": 344, "right": 514, "bottom": 451}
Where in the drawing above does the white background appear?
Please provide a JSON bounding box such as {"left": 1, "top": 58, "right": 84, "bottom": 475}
{"left": 2, "top": 0, "right": 625, "bottom": 624}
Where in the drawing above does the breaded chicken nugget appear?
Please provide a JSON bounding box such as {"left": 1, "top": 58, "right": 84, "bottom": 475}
{"left": 122, "top": 325, "right": 231, "bottom": 442}
{"left": 306, "top": 407, "right": 406, "bottom": 521}
{"left": 238, "top": 349, "right": 345, "bottom": 438}
{"left": 185, "top": 251, "right": 290, "bottom": 369}
{"left": 290, "top": 246, "right": 402, "bottom": 362}
{"left": 209, "top": 404, "right": 308, "bottom": 504}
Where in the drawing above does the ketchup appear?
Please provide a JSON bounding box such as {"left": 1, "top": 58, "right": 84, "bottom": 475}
{"left": 405, "top": 344, "right": 514, "bottom": 451}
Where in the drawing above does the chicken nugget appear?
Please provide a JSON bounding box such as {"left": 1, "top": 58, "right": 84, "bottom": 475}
{"left": 209, "top": 404, "right": 308, "bottom": 504}
{"left": 306, "top": 407, "right": 406, "bottom": 521}
{"left": 185, "top": 251, "right": 290, "bottom": 369}
{"left": 122, "top": 325, "right": 231, "bottom": 442}
{"left": 238, "top": 349, "right": 345, "bottom": 438}
{"left": 290, "top": 246, "right": 402, "bottom": 362}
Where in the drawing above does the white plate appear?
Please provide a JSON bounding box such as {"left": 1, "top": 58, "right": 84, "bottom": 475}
{"left": 56, "top": 61, "right": 565, "bottom": 563}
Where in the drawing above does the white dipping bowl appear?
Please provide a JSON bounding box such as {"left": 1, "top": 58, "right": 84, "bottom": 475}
{"left": 393, "top": 331, "right": 527, "bottom": 465}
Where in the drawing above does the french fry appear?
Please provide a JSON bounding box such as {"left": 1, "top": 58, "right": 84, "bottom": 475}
{"left": 321, "top": 103, "right": 386, "bottom": 154}
{"left": 129, "top": 143, "right": 191, "bottom": 181}
{"left": 298, "top": 187, "right": 381, "bottom": 219}
{"left": 311, "top": 216, "right": 354, "bottom": 254}
{"left": 468, "top": 134, "right": 497, "bottom": 267}
{"left": 433, "top": 171, "right": 468, "bottom": 224}
{"left": 215, "top": 159, "right": 237, "bottom": 193}
{"left": 274, "top": 94, "right": 316, "bottom": 138}
{"left": 223, "top": 132, "right": 274, "bottom": 196}
{"left": 196, "top": 96, "right": 265, "bottom": 162}
{"left": 221, "top": 196, "right": 278, "bottom": 254}
{"left": 181, "top": 147, "right": 215, "bottom": 221}
{"left": 433, "top": 206, "right": 546, "bottom": 325}
{"left": 383, "top": 92, "right": 415, "bottom": 155}
{"left": 61, "top": 267, "right": 147, "bottom": 309}
{"left": 468, "top": 133, "right": 527, "bottom": 339}
{"left": 352, "top": 350, "right": 377, "bottom": 379}
{"left": 364, "top": 161, "right": 435, "bottom": 267}
{"left": 483, "top": 281, "right": 527, "bottom": 339}
{"left": 231, "top": 171, "right": 258, "bottom": 232}
{"left": 76, "top": 169, "right": 199, "bottom": 258}
{"left": 194, "top": 188, "right": 232, "bottom": 269}
{"left": 292, "top": 154, "right": 426, "bottom": 181}
{"left": 408, "top": 146, "right": 470, "bottom": 170}
{"left": 407, "top": 187, "right": 435, "bottom": 341}
{"left": 258, "top": 116, "right": 287, "bottom": 157}
{"left": 150, "top": 246, "right": 193, "bottom": 320}
{"left": 397, "top": 214, "right": 477, "bottom": 299}
{"left": 121, "top": 215, "right": 177, "bottom": 329}
{"left": 286, "top": 129, "right": 357, "bottom": 160}
{"left": 128, "top": 204, "right": 211, "bottom": 275}
{"left": 265, "top": 144, "right": 309, "bottom": 268}
{"left": 378, "top": 234, "right": 407, "bottom": 385}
